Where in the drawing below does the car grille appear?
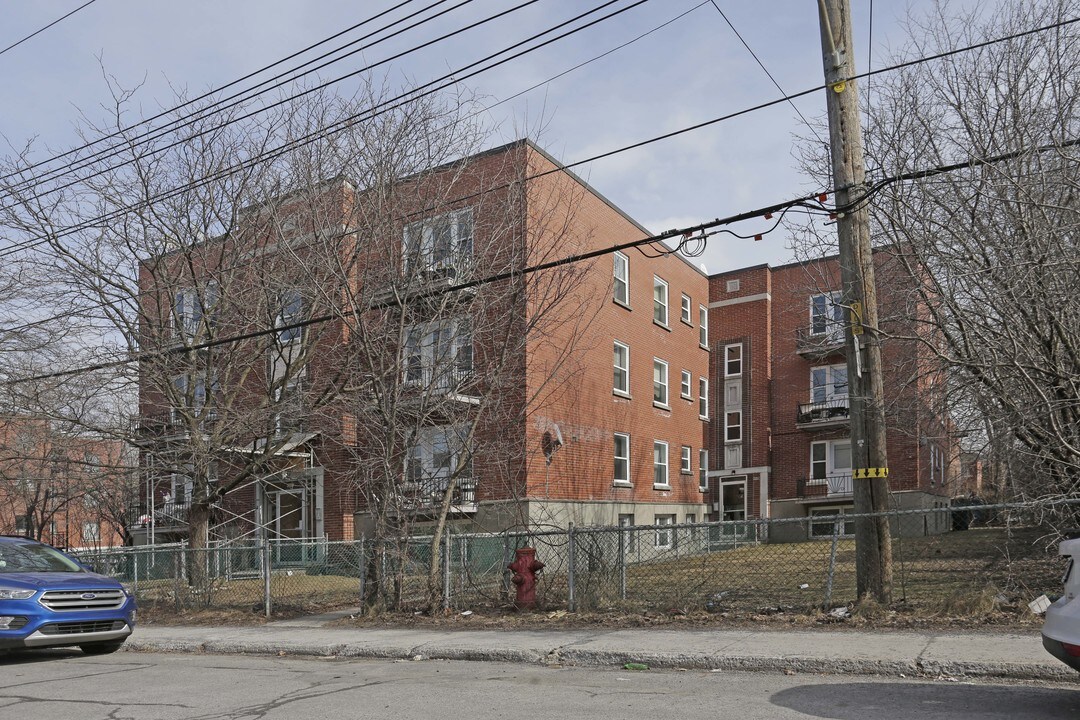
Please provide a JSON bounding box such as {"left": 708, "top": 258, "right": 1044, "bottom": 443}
{"left": 37, "top": 620, "right": 126, "bottom": 636}
{"left": 38, "top": 589, "right": 125, "bottom": 612}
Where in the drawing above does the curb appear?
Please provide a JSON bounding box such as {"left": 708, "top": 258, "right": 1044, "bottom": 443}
{"left": 122, "top": 637, "right": 1078, "bottom": 683}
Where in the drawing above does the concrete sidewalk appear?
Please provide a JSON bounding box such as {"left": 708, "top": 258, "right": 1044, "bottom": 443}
{"left": 125, "top": 620, "right": 1079, "bottom": 682}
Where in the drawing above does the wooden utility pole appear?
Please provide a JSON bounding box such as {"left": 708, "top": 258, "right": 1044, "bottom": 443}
{"left": 817, "top": 0, "right": 892, "bottom": 603}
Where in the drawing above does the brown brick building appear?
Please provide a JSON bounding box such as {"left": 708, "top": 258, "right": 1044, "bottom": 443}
{"left": 135, "top": 140, "right": 710, "bottom": 543}
{"left": 703, "top": 251, "right": 956, "bottom": 541}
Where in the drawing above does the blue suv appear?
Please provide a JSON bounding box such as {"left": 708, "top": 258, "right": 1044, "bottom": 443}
{"left": 0, "top": 535, "right": 136, "bottom": 654}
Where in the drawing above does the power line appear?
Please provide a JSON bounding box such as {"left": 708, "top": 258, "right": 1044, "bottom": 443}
{"left": 0, "top": 0, "right": 527, "bottom": 204}
{"left": 707, "top": 0, "right": 824, "bottom": 145}
{"left": 0, "top": 0, "right": 99, "bottom": 58}
{"left": 0, "top": 0, "right": 651, "bottom": 259}
{"left": 1, "top": 10, "right": 1077, "bottom": 267}
{"left": 0, "top": 0, "right": 421, "bottom": 183}
{"left": 10, "top": 128, "right": 1080, "bottom": 389}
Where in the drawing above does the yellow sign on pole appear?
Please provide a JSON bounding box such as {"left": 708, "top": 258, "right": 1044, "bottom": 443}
{"left": 850, "top": 301, "right": 864, "bottom": 335}
{"left": 853, "top": 467, "right": 888, "bottom": 479}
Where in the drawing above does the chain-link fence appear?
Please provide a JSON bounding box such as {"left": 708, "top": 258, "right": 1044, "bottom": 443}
{"left": 73, "top": 499, "right": 1078, "bottom": 618}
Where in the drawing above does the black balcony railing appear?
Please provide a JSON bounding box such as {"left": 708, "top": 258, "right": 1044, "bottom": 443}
{"left": 796, "top": 397, "right": 850, "bottom": 425}
{"left": 135, "top": 409, "right": 218, "bottom": 437}
{"left": 128, "top": 501, "right": 191, "bottom": 529}
{"left": 794, "top": 324, "right": 846, "bottom": 357}
{"left": 393, "top": 476, "right": 477, "bottom": 513}
{"left": 797, "top": 474, "right": 854, "bottom": 498}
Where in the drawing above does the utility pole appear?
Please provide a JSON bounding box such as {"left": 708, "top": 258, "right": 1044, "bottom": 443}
{"left": 817, "top": 0, "right": 892, "bottom": 604}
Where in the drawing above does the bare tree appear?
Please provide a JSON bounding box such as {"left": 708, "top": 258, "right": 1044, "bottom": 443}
{"left": 861, "top": 0, "right": 1080, "bottom": 513}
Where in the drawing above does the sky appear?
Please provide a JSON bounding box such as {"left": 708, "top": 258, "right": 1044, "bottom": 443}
{"left": 0, "top": 0, "right": 984, "bottom": 275}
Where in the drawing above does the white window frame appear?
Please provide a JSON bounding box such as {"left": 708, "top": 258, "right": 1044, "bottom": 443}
{"left": 406, "top": 425, "right": 471, "bottom": 495}
{"left": 613, "top": 341, "right": 630, "bottom": 397}
{"left": 403, "top": 318, "right": 473, "bottom": 390}
{"left": 699, "top": 305, "right": 709, "bottom": 348}
{"left": 809, "top": 439, "right": 853, "bottom": 482}
{"left": 725, "top": 343, "right": 742, "bottom": 376}
{"left": 653, "top": 359, "right": 669, "bottom": 408}
{"left": 725, "top": 410, "right": 742, "bottom": 443}
{"left": 680, "top": 369, "right": 692, "bottom": 399}
{"left": 403, "top": 207, "right": 474, "bottom": 274}
{"left": 680, "top": 445, "right": 692, "bottom": 474}
{"left": 654, "top": 514, "right": 676, "bottom": 549}
{"left": 810, "top": 291, "right": 845, "bottom": 338}
{"left": 653, "top": 276, "right": 669, "bottom": 327}
{"left": 174, "top": 282, "right": 218, "bottom": 339}
{"left": 810, "top": 506, "right": 853, "bottom": 538}
{"left": 614, "top": 432, "right": 631, "bottom": 486}
{"left": 698, "top": 449, "right": 708, "bottom": 490}
{"left": 810, "top": 364, "right": 849, "bottom": 402}
{"left": 82, "top": 522, "right": 101, "bottom": 544}
{"left": 276, "top": 288, "right": 304, "bottom": 345}
{"left": 699, "top": 377, "right": 709, "bottom": 419}
{"left": 680, "top": 293, "right": 692, "bottom": 324}
{"left": 653, "top": 441, "right": 669, "bottom": 488}
{"left": 613, "top": 251, "right": 629, "bottom": 306}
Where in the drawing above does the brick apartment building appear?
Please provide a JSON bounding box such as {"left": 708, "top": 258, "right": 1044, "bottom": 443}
{"left": 134, "top": 140, "right": 710, "bottom": 545}
{"left": 0, "top": 416, "right": 129, "bottom": 549}
{"left": 703, "top": 251, "right": 957, "bottom": 541}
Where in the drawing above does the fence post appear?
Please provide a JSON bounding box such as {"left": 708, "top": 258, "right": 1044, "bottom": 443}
{"left": 262, "top": 536, "right": 272, "bottom": 618}
{"left": 501, "top": 532, "right": 511, "bottom": 600}
{"left": 619, "top": 524, "right": 627, "bottom": 601}
{"left": 567, "top": 522, "right": 577, "bottom": 612}
{"left": 357, "top": 536, "right": 366, "bottom": 607}
{"left": 823, "top": 519, "right": 841, "bottom": 609}
{"left": 133, "top": 552, "right": 139, "bottom": 595}
{"left": 442, "top": 533, "right": 452, "bottom": 611}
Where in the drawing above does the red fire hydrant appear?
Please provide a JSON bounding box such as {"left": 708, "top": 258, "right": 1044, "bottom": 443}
{"left": 508, "top": 547, "right": 544, "bottom": 610}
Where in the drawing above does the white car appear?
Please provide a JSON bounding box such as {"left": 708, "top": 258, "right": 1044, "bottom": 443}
{"left": 1043, "top": 535, "right": 1080, "bottom": 671}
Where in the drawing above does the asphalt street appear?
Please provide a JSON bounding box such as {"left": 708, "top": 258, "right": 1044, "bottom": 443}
{"left": 1, "top": 650, "right": 1078, "bottom": 720}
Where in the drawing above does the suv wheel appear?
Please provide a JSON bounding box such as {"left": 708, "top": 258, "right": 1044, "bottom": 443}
{"left": 80, "top": 641, "right": 125, "bottom": 655}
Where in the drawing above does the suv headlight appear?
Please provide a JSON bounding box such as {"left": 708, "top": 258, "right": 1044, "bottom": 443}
{"left": 0, "top": 588, "right": 35, "bottom": 600}
{"left": 121, "top": 583, "right": 134, "bottom": 598}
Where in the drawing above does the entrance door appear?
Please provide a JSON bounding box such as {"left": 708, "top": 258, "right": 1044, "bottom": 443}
{"left": 716, "top": 479, "right": 749, "bottom": 543}
{"left": 270, "top": 489, "right": 308, "bottom": 563}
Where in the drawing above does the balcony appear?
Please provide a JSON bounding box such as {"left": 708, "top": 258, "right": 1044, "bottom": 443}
{"left": 402, "top": 367, "right": 478, "bottom": 401}
{"left": 797, "top": 474, "right": 853, "bottom": 499}
{"left": 795, "top": 324, "right": 846, "bottom": 359}
{"left": 795, "top": 397, "right": 850, "bottom": 428}
{"left": 128, "top": 500, "right": 191, "bottom": 530}
{"left": 391, "top": 476, "right": 477, "bottom": 515}
{"left": 135, "top": 409, "right": 218, "bottom": 440}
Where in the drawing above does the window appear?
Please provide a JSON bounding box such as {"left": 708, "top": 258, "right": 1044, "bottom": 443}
{"left": 613, "top": 251, "right": 629, "bottom": 305}
{"left": 653, "top": 359, "right": 669, "bottom": 407}
{"left": 699, "top": 305, "right": 709, "bottom": 348}
{"left": 810, "top": 364, "right": 849, "bottom": 402}
{"left": 810, "top": 292, "right": 845, "bottom": 337}
{"left": 169, "top": 473, "right": 193, "bottom": 505}
{"left": 810, "top": 506, "right": 853, "bottom": 538}
{"left": 614, "top": 433, "right": 631, "bottom": 485}
{"left": 680, "top": 370, "right": 692, "bottom": 399}
{"left": 618, "top": 513, "right": 636, "bottom": 553}
{"left": 680, "top": 293, "right": 692, "bottom": 324}
{"left": 406, "top": 425, "right": 472, "bottom": 499}
{"left": 726, "top": 279, "right": 740, "bottom": 292}
{"left": 929, "top": 444, "right": 944, "bottom": 486}
{"left": 171, "top": 371, "right": 217, "bottom": 421}
{"left": 613, "top": 341, "right": 630, "bottom": 396}
{"left": 699, "top": 377, "right": 709, "bottom": 419}
{"left": 653, "top": 441, "right": 669, "bottom": 487}
{"left": 699, "top": 449, "right": 708, "bottom": 490}
{"left": 725, "top": 344, "right": 742, "bottom": 376}
{"left": 653, "top": 277, "right": 668, "bottom": 326}
{"left": 276, "top": 289, "right": 304, "bottom": 344}
{"left": 403, "top": 208, "right": 473, "bottom": 274}
{"left": 725, "top": 411, "right": 742, "bottom": 442}
{"left": 173, "top": 282, "right": 218, "bottom": 339}
{"left": 403, "top": 318, "right": 473, "bottom": 390}
{"left": 810, "top": 440, "right": 853, "bottom": 480}
{"left": 82, "top": 522, "right": 100, "bottom": 544}
{"left": 654, "top": 514, "right": 676, "bottom": 549}
{"left": 680, "top": 445, "right": 692, "bottom": 474}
